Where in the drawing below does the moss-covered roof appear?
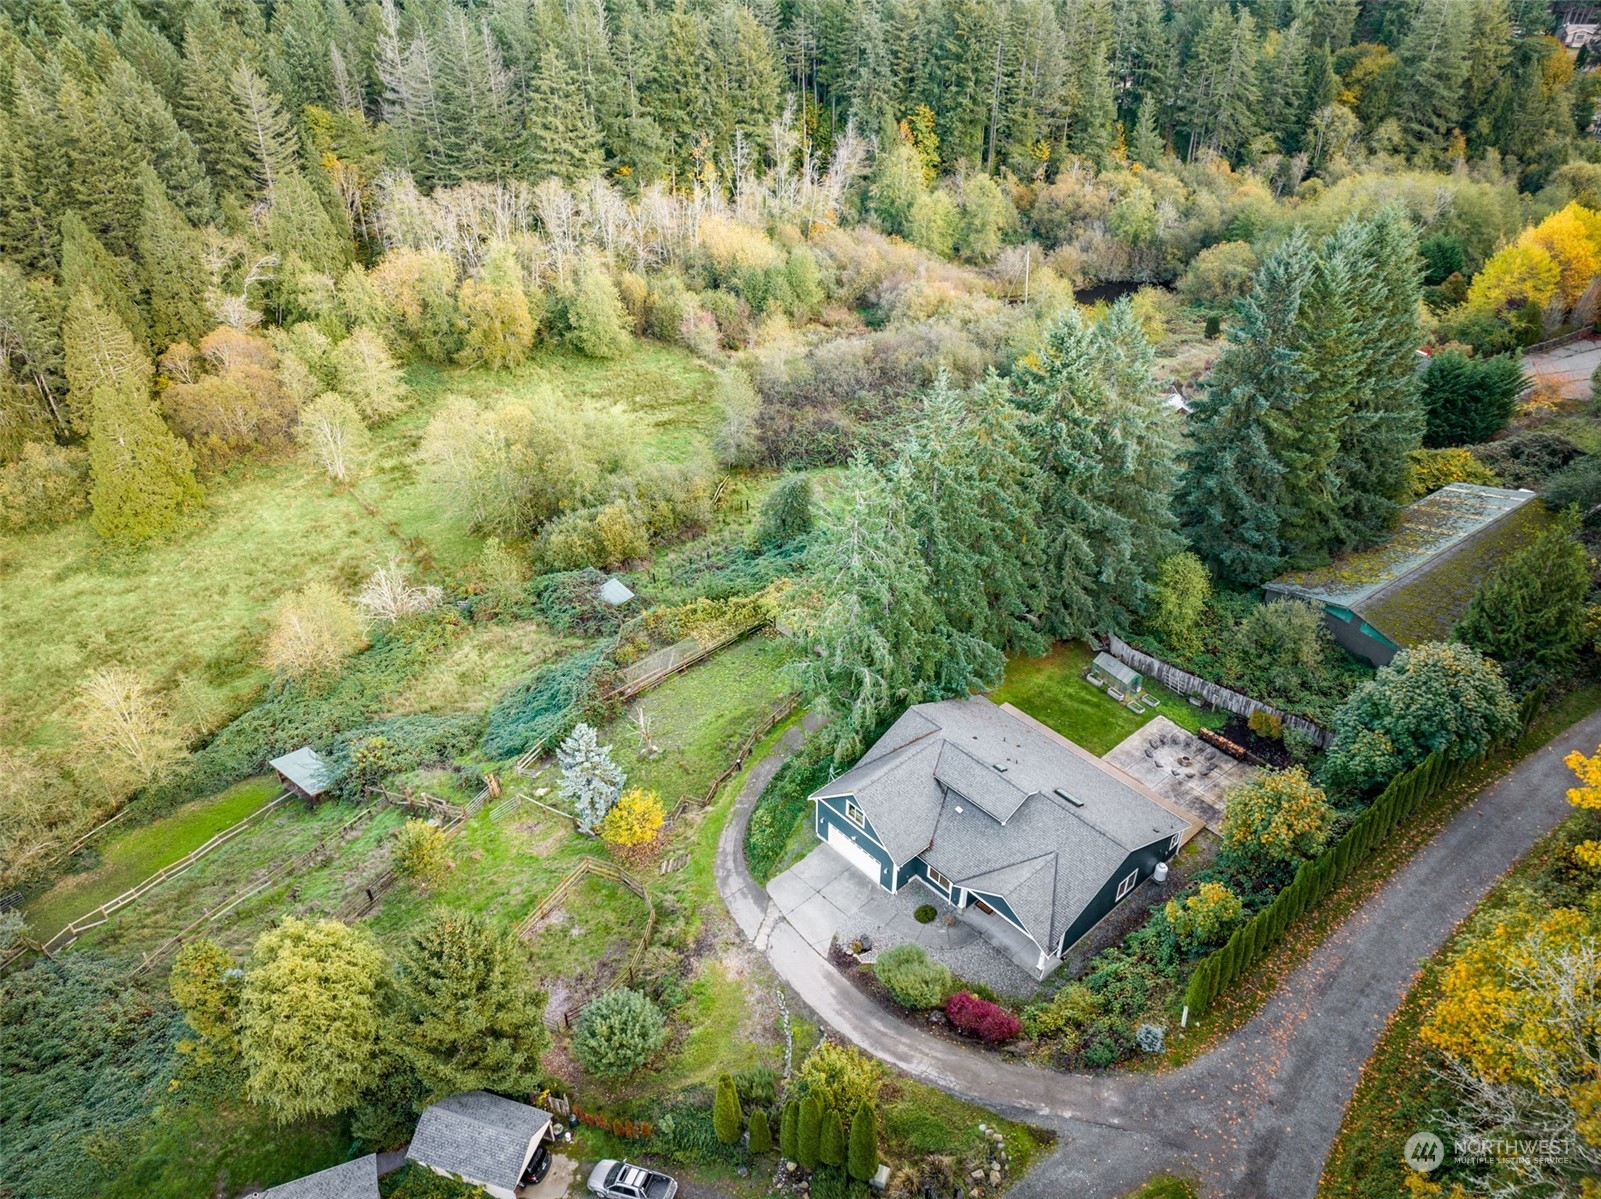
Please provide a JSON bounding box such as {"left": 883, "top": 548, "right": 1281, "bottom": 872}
{"left": 1266, "top": 483, "right": 1545, "bottom": 647}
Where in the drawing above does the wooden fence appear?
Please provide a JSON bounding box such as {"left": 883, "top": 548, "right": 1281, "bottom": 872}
{"left": 333, "top": 780, "right": 492, "bottom": 923}
{"left": 35, "top": 793, "right": 292, "bottom": 957}
{"left": 668, "top": 694, "right": 800, "bottom": 820}
{"left": 1104, "top": 634, "right": 1334, "bottom": 749}
{"left": 518, "top": 856, "right": 656, "bottom": 1027}
{"left": 131, "top": 800, "right": 383, "bottom": 976}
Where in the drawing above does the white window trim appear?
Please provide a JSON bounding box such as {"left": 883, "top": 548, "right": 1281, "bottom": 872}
{"left": 1168, "top": 834, "right": 1181, "bottom": 854}
{"left": 926, "top": 865, "right": 952, "bottom": 892}
{"left": 844, "top": 799, "right": 866, "bottom": 828}
{"left": 1116, "top": 868, "right": 1139, "bottom": 901}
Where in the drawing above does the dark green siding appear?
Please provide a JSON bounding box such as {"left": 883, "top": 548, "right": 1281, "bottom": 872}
{"left": 1056, "top": 834, "right": 1182, "bottom": 953}
{"left": 813, "top": 795, "right": 897, "bottom": 890}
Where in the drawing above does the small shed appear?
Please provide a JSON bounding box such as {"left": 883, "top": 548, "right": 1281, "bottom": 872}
{"left": 1088, "top": 652, "right": 1144, "bottom": 700}
{"left": 408, "top": 1091, "right": 553, "bottom": 1199}
{"left": 257, "top": 1154, "right": 379, "bottom": 1199}
{"left": 599, "top": 576, "right": 635, "bottom": 606}
{"left": 269, "top": 746, "right": 334, "bottom": 801}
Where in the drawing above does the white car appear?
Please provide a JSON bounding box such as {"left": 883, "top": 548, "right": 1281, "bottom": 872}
{"left": 587, "top": 1159, "right": 678, "bottom": 1199}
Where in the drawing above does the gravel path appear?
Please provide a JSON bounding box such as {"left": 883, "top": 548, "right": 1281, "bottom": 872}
{"left": 717, "top": 707, "right": 1601, "bottom": 1198}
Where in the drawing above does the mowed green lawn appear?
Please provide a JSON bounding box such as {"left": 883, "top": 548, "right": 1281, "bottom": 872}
{"left": 25, "top": 776, "right": 281, "bottom": 939}
{"left": 989, "top": 641, "right": 1225, "bottom": 756}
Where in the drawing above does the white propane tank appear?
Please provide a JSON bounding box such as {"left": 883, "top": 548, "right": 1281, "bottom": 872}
{"left": 1153, "top": 861, "right": 1170, "bottom": 884}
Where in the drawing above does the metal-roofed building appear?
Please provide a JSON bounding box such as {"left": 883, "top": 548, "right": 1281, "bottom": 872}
{"left": 258, "top": 1154, "right": 379, "bottom": 1199}
{"left": 407, "top": 1091, "right": 553, "bottom": 1199}
{"left": 269, "top": 746, "right": 334, "bottom": 801}
{"left": 1263, "top": 483, "right": 1544, "bottom": 667}
{"left": 599, "top": 576, "right": 635, "bottom": 606}
{"left": 808, "top": 697, "right": 1201, "bottom": 979}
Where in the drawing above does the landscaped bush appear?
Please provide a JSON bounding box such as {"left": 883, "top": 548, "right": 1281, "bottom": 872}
{"left": 647, "top": 1103, "right": 745, "bottom": 1167}
{"left": 873, "top": 943, "right": 952, "bottom": 1010}
{"left": 733, "top": 1063, "right": 778, "bottom": 1108}
{"left": 1469, "top": 430, "right": 1585, "bottom": 488}
{"left": 573, "top": 988, "right": 666, "bottom": 1080}
{"left": 795, "top": 1040, "right": 883, "bottom": 1118}
{"left": 1021, "top": 983, "right": 1102, "bottom": 1046}
{"left": 943, "top": 991, "right": 1021, "bottom": 1043}
{"left": 913, "top": 904, "right": 937, "bottom": 924}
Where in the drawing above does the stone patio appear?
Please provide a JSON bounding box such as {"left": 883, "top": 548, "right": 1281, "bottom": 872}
{"left": 766, "top": 843, "right": 1045, "bottom": 999}
{"left": 1102, "top": 715, "right": 1256, "bottom": 833}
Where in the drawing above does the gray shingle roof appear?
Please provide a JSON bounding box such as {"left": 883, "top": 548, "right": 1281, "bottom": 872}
{"left": 258, "top": 1155, "right": 379, "bottom": 1199}
{"left": 407, "top": 1091, "right": 552, "bottom": 1192}
{"left": 268, "top": 746, "right": 333, "bottom": 797}
{"left": 812, "top": 697, "right": 1189, "bottom": 950}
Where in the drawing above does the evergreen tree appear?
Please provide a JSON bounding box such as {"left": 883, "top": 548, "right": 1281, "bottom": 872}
{"left": 1454, "top": 507, "right": 1589, "bottom": 692}
{"left": 847, "top": 1103, "right": 878, "bottom": 1181}
{"left": 1012, "top": 307, "right": 1168, "bottom": 636}
{"left": 103, "top": 58, "right": 215, "bottom": 223}
{"left": 1420, "top": 350, "right": 1526, "bottom": 447}
{"left": 793, "top": 465, "right": 945, "bottom": 764}
{"left": 566, "top": 262, "right": 631, "bottom": 360}
{"left": 0, "top": 262, "right": 67, "bottom": 436}
{"left": 1127, "top": 95, "right": 1164, "bottom": 165}
{"left": 62, "top": 288, "right": 153, "bottom": 435}
{"left": 714, "top": 1073, "right": 742, "bottom": 1144}
{"left": 87, "top": 370, "right": 202, "bottom": 541}
{"left": 231, "top": 64, "right": 300, "bottom": 197}
{"left": 60, "top": 212, "right": 147, "bottom": 350}
{"left": 1175, "top": 233, "right": 1314, "bottom": 585}
{"left": 1398, "top": 0, "right": 1471, "bottom": 155}
{"left": 748, "top": 1107, "right": 773, "bottom": 1154}
{"left": 797, "top": 1095, "right": 823, "bottom": 1169}
{"left": 1093, "top": 299, "right": 1182, "bottom": 614}
{"left": 52, "top": 75, "right": 146, "bottom": 258}
{"left": 819, "top": 1109, "right": 845, "bottom": 1167}
{"left": 1333, "top": 208, "right": 1425, "bottom": 550}
{"left": 137, "top": 174, "right": 212, "bottom": 349}
{"left": 557, "top": 723, "right": 626, "bottom": 832}
{"left": 525, "top": 47, "right": 603, "bottom": 184}
{"left": 779, "top": 1098, "right": 799, "bottom": 1160}
{"left": 389, "top": 909, "right": 550, "bottom": 1103}
{"left": 891, "top": 374, "right": 1046, "bottom": 670}
{"left": 179, "top": 6, "right": 256, "bottom": 200}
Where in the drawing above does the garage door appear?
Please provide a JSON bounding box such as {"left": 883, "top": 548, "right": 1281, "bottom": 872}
{"left": 827, "top": 823, "right": 882, "bottom": 884}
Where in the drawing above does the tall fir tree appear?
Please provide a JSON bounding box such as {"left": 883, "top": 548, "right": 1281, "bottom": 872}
{"left": 793, "top": 465, "right": 945, "bottom": 764}
{"left": 389, "top": 909, "right": 550, "bottom": 1104}
{"left": 1333, "top": 207, "right": 1425, "bottom": 549}
{"left": 137, "top": 173, "right": 212, "bottom": 349}
{"left": 60, "top": 213, "right": 148, "bottom": 354}
{"left": 103, "top": 58, "right": 215, "bottom": 223}
{"left": 890, "top": 373, "right": 1046, "bottom": 672}
{"left": 87, "top": 366, "right": 202, "bottom": 540}
{"left": 178, "top": 4, "right": 257, "bottom": 201}
{"left": 1397, "top": 0, "right": 1471, "bottom": 155}
{"left": 1092, "top": 298, "right": 1181, "bottom": 616}
{"left": 231, "top": 64, "right": 301, "bottom": 197}
{"left": 0, "top": 262, "right": 68, "bottom": 437}
{"left": 1175, "top": 233, "right": 1316, "bottom": 585}
{"left": 525, "top": 47, "right": 604, "bottom": 183}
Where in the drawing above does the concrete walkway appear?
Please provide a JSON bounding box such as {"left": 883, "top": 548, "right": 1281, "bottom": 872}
{"left": 714, "top": 707, "right": 1601, "bottom": 1198}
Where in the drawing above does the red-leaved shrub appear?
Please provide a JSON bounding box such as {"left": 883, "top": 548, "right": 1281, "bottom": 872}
{"left": 944, "top": 990, "right": 1021, "bottom": 1043}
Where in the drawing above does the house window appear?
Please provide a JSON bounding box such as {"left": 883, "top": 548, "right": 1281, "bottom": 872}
{"left": 1168, "top": 834, "right": 1180, "bottom": 854}
{"left": 844, "top": 799, "right": 865, "bottom": 828}
{"left": 927, "top": 865, "right": 952, "bottom": 892}
{"left": 1116, "top": 869, "right": 1139, "bottom": 901}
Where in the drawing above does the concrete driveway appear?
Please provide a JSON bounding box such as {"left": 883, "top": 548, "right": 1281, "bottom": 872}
{"left": 1523, "top": 333, "right": 1601, "bottom": 397}
{"left": 767, "top": 843, "right": 900, "bottom": 954}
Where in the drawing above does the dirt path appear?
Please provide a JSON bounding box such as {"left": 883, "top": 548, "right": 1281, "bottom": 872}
{"left": 716, "top": 708, "right": 1601, "bottom": 1198}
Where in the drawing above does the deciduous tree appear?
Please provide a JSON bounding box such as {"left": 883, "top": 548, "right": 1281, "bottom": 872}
{"left": 263, "top": 582, "right": 364, "bottom": 679}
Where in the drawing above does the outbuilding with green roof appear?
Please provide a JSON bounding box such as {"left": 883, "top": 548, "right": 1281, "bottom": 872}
{"left": 1262, "top": 483, "right": 1544, "bottom": 667}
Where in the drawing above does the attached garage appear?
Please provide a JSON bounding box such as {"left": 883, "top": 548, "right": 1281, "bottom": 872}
{"left": 827, "top": 822, "right": 883, "bottom": 883}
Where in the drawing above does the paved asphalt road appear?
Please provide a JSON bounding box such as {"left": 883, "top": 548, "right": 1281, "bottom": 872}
{"left": 716, "top": 708, "right": 1601, "bottom": 1198}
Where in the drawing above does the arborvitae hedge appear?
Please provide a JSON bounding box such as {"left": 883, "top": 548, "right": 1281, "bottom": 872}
{"left": 779, "top": 1099, "right": 798, "bottom": 1160}
{"left": 797, "top": 1095, "right": 822, "bottom": 1168}
{"left": 1182, "top": 717, "right": 1529, "bottom": 1018}
{"left": 847, "top": 1103, "right": 878, "bottom": 1182}
{"left": 748, "top": 1107, "right": 772, "bottom": 1154}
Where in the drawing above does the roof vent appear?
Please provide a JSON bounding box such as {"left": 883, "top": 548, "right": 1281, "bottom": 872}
{"left": 954, "top": 805, "right": 963, "bottom": 814}
{"left": 1054, "top": 787, "right": 1085, "bottom": 808}
{"left": 993, "top": 763, "right": 1008, "bottom": 772}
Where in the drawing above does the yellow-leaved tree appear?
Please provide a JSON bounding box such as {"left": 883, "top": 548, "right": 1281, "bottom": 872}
{"left": 598, "top": 787, "right": 665, "bottom": 865}
{"left": 1419, "top": 905, "right": 1601, "bottom": 1191}
{"left": 1563, "top": 744, "right": 1601, "bottom": 868}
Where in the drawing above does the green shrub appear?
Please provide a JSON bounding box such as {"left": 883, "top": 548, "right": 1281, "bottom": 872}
{"left": 748, "top": 1107, "right": 773, "bottom": 1154}
{"left": 847, "top": 1102, "right": 878, "bottom": 1182}
{"left": 746, "top": 750, "right": 833, "bottom": 882}
{"left": 380, "top": 1163, "right": 486, "bottom": 1198}
{"left": 820, "top": 1109, "right": 845, "bottom": 1167}
{"left": 1021, "top": 982, "right": 1102, "bottom": 1043}
{"left": 479, "top": 641, "right": 615, "bottom": 759}
{"left": 733, "top": 1063, "right": 778, "bottom": 1108}
{"left": 573, "top": 988, "right": 666, "bottom": 1080}
{"left": 649, "top": 1104, "right": 743, "bottom": 1166}
{"left": 779, "top": 1098, "right": 798, "bottom": 1159}
{"left": 798, "top": 1095, "right": 822, "bottom": 1168}
{"left": 913, "top": 904, "right": 937, "bottom": 924}
{"left": 873, "top": 943, "right": 952, "bottom": 1010}
{"left": 713, "top": 1073, "right": 742, "bottom": 1144}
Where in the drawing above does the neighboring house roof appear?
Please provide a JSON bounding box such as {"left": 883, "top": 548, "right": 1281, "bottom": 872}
{"left": 258, "top": 1155, "right": 379, "bottom": 1199}
{"left": 1263, "top": 483, "right": 1544, "bottom": 648}
{"left": 268, "top": 746, "right": 333, "bottom": 798}
{"left": 599, "top": 576, "right": 635, "bottom": 605}
{"left": 812, "top": 697, "right": 1190, "bottom": 951}
{"left": 408, "top": 1091, "right": 551, "bottom": 1193}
